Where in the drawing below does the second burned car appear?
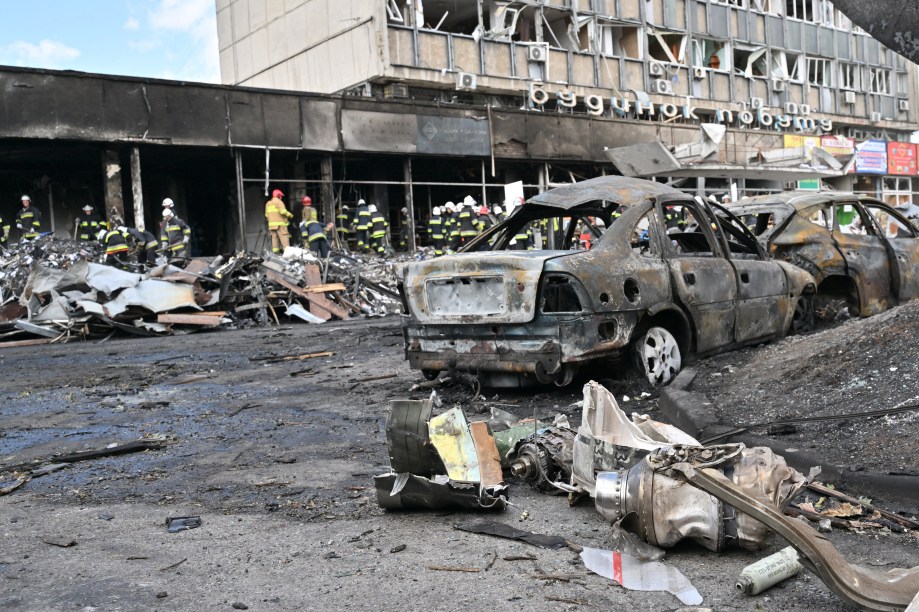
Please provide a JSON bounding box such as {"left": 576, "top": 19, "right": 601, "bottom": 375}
{"left": 398, "top": 177, "right": 816, "bottom": 387}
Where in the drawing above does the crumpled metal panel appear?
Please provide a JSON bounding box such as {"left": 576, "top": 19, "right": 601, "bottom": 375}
{"left": 103, "top": 279, "right": 200, "bottom": 317}
{"left": 525, "top": 176, "right": 685, "bottom": 210}
{"left": 83, "top": 262, "right": 143, "bottom": 295}
{"left": 401, "top": 251, "right": 554, "bottom": 325}
{"left": 428, "top": 408, "right": 481, "bottom": 483}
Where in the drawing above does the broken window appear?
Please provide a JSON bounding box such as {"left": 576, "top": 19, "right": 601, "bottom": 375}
{"left": 785, "top": 0, "right": 813, "bottom": 21}
{"left": 630, "top": 209, "right": 660, "bottom": 257}
{"left": 881, "top": 178, "right": 914, "bottom": 212}
{"left": 712, "top": 0, "right": 747, "bottom": 6}
{"left": 834, "top": 204, "right": 868, "bottom": 234}
{"left": 386, "top": 0, "right": 404, "bottom": 23}
{"left": 692, "top": 38, "right": 729, "bottom": 71}
{"left": 599, "top": 24, "right": 641, "bottom": 58}
{"left": 839, "top": 62, "right": 859, "bottom": 90}
{"left": 772, "top": 51, "right": 803, "bottom": 81}
{"left": 868, "top": 67, "right": 892, "bottom": 94}
{"left": 733, "top": 47, "right": 768, "bottom": 78}
{"left": 898, "top": 71, "right": 910, "bottom": 95}
{"left": 755, "top": 0, "right": 784, "bottom": 15}
{"left": 805, "top": 206, "right": 831, "bottom": 230}
{"left": 418, "top": 0, "right": 480, "bottom": 34}
{"left": 646, "top": 30, "right": 686, "bottom": 65}
{"left": 667, "top": 205, "right": 719, "bottom": 257}
{"left": 806, "top": 57, "right": 833, "bottom": 87}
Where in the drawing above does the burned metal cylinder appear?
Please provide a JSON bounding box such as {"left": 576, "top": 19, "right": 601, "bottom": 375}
{"left": 594, "top": 445, "right": 804, "bottom": 552}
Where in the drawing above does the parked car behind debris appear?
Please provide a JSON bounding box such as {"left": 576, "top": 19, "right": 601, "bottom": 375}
{"left": 727, "top": 192, "right": 919, "bottom": 319}
{"left": 398, "top": 177, "right": 817, "bottom": 387}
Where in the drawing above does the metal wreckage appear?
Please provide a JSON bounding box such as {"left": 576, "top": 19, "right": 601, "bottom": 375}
{"left": 375, "top": 381, "right": 919, "bottom": 611}
{"left": 0, "top": 237, "right": 402, "bottom": 345}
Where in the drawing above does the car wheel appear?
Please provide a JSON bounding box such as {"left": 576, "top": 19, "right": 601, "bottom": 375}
{"left": 634, "top": 326, "right": 682, "bottom": 385}
{"left": 421, "top": 368, "right": 440, "bottom": 381}
{"left": 790, "top": 293, "right": 815, "bottom": 334}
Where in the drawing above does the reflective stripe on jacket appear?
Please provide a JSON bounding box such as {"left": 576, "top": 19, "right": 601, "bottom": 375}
{"left": 265, "top": 197, "right": 293, "bottom": 228}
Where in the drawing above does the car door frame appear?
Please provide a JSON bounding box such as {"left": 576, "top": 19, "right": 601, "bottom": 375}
{"left": 657, "top": 194, "right": 738, "bottom": 354}
{"left": 707, "top": 202, "right": 790, "bottom": 343}
{"left": 857, "top": 197, "right": 919, "bottom": 302}
{"left": 829, "top": 199, "right": 894, "bottom": 316}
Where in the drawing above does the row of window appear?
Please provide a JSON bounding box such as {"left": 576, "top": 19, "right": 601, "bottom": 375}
{"left": 709, "top": 0, "right": 853, "bottom": 29}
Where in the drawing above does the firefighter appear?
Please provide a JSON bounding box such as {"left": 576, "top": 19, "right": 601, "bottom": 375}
{"left": 16, "top": 195, "right": 41, "bottom": 240}
{"left": 99, "top": 227, "right": 130, "bottom": 268}
{"left": 511, "top": 223, "right": 531, "bottom": 250}
{"left": 76, "top": 205, "right": 103, "bottom": 241}
{"left": 353, "top": 198, "right": 371, "bottom": 252}
{"left": 398, "top": 207, "right": 410, "bottom": 250}
{"left": 443, "top": 202, "right": 459, "bottom": 252}
{"left": 123, "top": 226, "right": 159, "bottom": 266}
{"left": 160, "top": 208, "right": 191, "bottom": 259}
{"left": 336, "top": 204, "right": 351, "bottom": 248}
{"left": 476, "top": 205, "right": 493, "bottom": 232}
{"left": 428, "top": 206, "right": 445, "bottom": 256}
{"left": 302, "top": 196, "right": 318, "bottom": 223}
{"left": 369, "top": 204, "right": 388, "bottom": 255}
{"left": 0, "top": 212, "right": 9, "bottom": 248}
{"left": 457, "top": 196, "right": 479, "bottom": 246}
{"left": 264, "top": 188, "right": 293, "bottom": 254}
{"left": 301, "top": 217, "right": 331, "bottom": 259}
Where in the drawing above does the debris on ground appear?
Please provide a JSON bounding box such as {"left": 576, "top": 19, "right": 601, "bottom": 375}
{"left": 736, "top": 546, "right": 803, "bottom": 596}
{"left": 0, "top": 237, "right": 405, "bottom": 344}
{"left": 376, "top": 380, "right": 919, "bottom": 611}
{"left": 165, "top": 516, "right": 202, "bottom": 533}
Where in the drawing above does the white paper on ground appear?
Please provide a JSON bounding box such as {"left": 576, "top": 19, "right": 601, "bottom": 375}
{"left": 580, "top": 546, "right": 703, "bottom": 605}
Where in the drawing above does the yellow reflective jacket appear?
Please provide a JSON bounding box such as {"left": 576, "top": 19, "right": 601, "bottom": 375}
{"left": 265, "top": 197, "right": 293, "bottom": 228}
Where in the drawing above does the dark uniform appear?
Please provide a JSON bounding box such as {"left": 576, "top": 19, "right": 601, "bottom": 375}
{"left": 428, "top": 211, "right": 445, "bottom": 256}
{"left": 398, "top": 209, "right": 410, "bottom": 250}
{"left": 301, "top": 219, "right": 330, "bottom": 258}
{"left": 125, "top": 227, "right": 159, "bottom": 265}
{"left": 512, "top": 225, "right": 532, "bottom": 250}
{"left": 444, "top": 209, "right": 459, "bottom": 251}
{"left": 0, "top": 214, "right": 9, "bottom": 248}
{"left": 336, "top": 206, "right": 351, "bottom": 248}
{"left": 457, "top": 207, "right": 478, "bottom": 246}
{"left": 16, "top": 204, "right": 41, "bottom": 240}
{"left": 76, "top": 211, "right": 104, "bottom": 241}
{"left": 354, "top": 202, "right": 371, "bottom": 252}
{"left": 476, "top": 208, "right": 493, "bottom": 233}
{"left": 369, "top": 210, "right": 388, "bottom": 254}
{"left": 102, "top": 229, "right": 130, "bottom": 268}
{"left": 160, "top": 214, "right": 191, "bottom": 259}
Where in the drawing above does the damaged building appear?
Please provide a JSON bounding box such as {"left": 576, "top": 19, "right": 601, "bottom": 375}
{"left": 1, "top": 0, "right": 919, "bottom": 256}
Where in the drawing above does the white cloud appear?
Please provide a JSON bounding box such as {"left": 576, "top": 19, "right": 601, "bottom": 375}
{"left": 0, "top": 39, "right": 80, "bottom": 69}
{"left": 149, "top": 0, "right": 213, "bottom": 32}
{"left": 124, "top": 17, "right": 140, "bottom": 30}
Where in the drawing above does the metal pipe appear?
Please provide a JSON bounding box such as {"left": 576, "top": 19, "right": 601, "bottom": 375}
{"left": 404, "top": 157, "right": 416, "bottom": 251}
{"left": 263, "top": 148, "right": 270, "bottom": 196}
{"left": 235, "top": 150, "right": 248, "bottom": 250}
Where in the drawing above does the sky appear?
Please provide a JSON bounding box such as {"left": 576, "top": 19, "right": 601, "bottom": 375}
{"left": 0, "top": 0, "right": 220, "bottom": 83}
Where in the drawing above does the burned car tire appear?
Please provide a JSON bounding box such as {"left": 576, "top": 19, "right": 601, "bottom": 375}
{"left": 421, "top": 369, "right": 440, "bottom": 381}
{"left": 790, "top": 294, "right": 816, "bottom": 335}
{"left": 633, "top": 326, "right": 682, "bottom": 386}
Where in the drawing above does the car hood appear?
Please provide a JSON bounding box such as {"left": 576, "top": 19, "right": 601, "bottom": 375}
{"left": 400, "top": 251, "right": 572, "bottom": 325}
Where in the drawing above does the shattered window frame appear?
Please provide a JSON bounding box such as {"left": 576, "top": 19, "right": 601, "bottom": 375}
{"left": 806, "top": 56, "right": 834, "bottom": 87}
{"left": 646, "top": 28, "right": 687, "bottom": 66}
{"left": 733, "top": 46, "right": 769, "bottom": 78}
{"left": 692, "top": 37, "right": 730, "bottom": 72}
{"left": 597, "top": 22, "right": 642, "bottom": 59}
{"left": 839, "top": 61, "right": 860, "bottom": 90}
{"left": 867, "top": 67, "right": 892, "bottom": 94}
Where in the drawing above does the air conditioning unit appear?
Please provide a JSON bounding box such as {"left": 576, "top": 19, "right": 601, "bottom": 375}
{"left": 844, "top": 91, "right": 856, "bottom": 104}
{"left": 784, "top": 102, "right": 799, "bottom": 115}
{"left": 799, "top": 104, "right": 811, "bottom": 115}
{"left": 870, "top": 111, "right": 883, "bottom": 122}
{"left": 456, "top": 72, "right": 477, "bottom": 91}
{"left": 649, "top": 62, "right": 665, "bottom": 77}
{"left": 693, "top": 67, "right": 707, "bottom": 80}
{"left": 771, "top": 78, "right": 786, "bottom": 92}
{"left": 527, "top": 43, "right": 549, "bottom": 63}
{"left": 650, "top": 79, "right": 673, "bottom": 95}
{"left": 899, "top": 99, "right": 910, "bottom": 112}
{"left": 750, "top": 97, "right": 764, "bottom": 110}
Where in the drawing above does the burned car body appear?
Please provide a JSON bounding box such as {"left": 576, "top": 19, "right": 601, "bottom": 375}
{"left": 728, "top": 192, "right": 919, "bottom": 317}
{"left": 399, "top": 177, "right": 816, "bottom": 386}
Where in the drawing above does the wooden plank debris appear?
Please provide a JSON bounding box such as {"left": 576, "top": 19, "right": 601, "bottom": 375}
{"left": 157, "top": 314, "right": 225, "bottom": 327}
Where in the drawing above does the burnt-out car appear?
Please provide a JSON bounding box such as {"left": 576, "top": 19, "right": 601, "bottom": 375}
{"left": 728, "top": 192, "right": 919, "bottom": 318}
{"left": 398, "top": 177, "right": 816, "bottom": 387}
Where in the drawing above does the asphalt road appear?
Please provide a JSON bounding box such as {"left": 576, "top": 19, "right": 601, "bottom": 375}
{"left": 1, "top": 317, "right": 916, "bottom": 611}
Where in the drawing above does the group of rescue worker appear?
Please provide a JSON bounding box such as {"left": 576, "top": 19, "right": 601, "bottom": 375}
{"left": 426, "top": 195, "right": 506, "bottom": 256}
{"left": 264, "top": 189, "right": 333, "bottom": 258}
{"left": 1, "top": 193, "right": 193, "bottom": 270}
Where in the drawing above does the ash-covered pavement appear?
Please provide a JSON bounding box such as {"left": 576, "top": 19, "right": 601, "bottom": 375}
{"left": 1, "top": 315, "right": 916, "bottom": 611}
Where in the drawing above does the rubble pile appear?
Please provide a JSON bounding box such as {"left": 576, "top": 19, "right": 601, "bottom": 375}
{"left": 0, "top": 238, "right": 405, "bottom": 345}
{"left": 375, "top": 382, "right": 919, "bottom": 611}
